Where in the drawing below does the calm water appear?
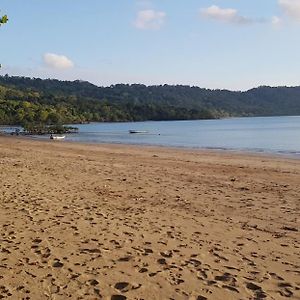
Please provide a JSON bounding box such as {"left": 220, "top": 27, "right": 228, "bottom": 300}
{"left": 70, "top": 116, "right": 300, "bottom": 155}
{"left": 1, "top": 116, "right": 300, "bottom": 156}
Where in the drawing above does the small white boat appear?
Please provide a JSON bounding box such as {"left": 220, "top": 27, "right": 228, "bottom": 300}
{"left": 129, "top": 130, "right": 148, "bottom": 134}
{"left": 50, "top": 135, "right": 65, "bottom": 140}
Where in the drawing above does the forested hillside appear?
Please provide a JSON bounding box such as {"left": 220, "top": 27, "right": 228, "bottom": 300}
{"left": 0, "top": 75, "right": 300, "bottom": 125}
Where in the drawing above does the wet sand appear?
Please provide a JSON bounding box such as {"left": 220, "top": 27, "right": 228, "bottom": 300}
{"left": 0, "top": 136, "right": 299, "bottom": 300}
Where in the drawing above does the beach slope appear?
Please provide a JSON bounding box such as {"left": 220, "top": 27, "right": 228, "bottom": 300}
{"left": 0, "top": 137, "right": 299, "bottom": 299}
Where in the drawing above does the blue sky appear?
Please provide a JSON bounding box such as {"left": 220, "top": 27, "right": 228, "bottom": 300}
{"left": 1, "top": 0, "right": 300, "bottom": 90}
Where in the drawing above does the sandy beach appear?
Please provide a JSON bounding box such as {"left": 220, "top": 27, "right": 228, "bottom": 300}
{"left": 0, "top": 136, "right": 299, "bottom": 300}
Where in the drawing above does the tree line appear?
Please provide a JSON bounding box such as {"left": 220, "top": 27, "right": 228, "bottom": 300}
{"left": 0, "top": 75, "right": 300, "bottom": 125}
{"left": 0, "top": 77, "right": 220, "bottom": 125}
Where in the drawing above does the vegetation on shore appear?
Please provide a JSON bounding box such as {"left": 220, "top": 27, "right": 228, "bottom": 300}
{"left": 22, "top": 124, "right": 78, "bottom": 135}
{"left": 1, "top": 75, "right": 300, "bottom": 125}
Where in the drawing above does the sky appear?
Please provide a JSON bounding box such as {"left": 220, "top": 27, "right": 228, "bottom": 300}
{"left": 1, "top": 0, "right": 300, "bottom": 91}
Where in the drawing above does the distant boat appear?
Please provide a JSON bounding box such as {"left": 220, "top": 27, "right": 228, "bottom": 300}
{"left": 129, "top": 130, "right": 148, "bottom": 134}
{"left": 50, "top": 135, "right": 65, "bottom": 140}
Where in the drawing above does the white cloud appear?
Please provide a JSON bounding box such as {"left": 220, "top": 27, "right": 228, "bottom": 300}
{"left": 43, "top": 53, "right": 74, "bottom": 69}
{"left": 201, "top": 5, "right": 252, "bottom": 25}
{"left": 272, "top": 16, "right": 282, "bottom": 26}
{"left": 134, "top": 9, "right": 166, "bottom": 30}
{"left": 279, "top": 0, "right": 300, "bottom": 21}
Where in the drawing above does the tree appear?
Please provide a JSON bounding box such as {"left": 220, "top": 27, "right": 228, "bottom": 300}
{"left": 0, "top": 13, "right": 8, "bottom": 69}
{"left": 0, "top": 14, "right": 8, "bottom": 26}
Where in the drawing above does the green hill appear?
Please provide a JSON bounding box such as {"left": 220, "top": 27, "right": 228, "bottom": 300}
{"left": 0, "top": 75, "right": 300, "bottom": 125}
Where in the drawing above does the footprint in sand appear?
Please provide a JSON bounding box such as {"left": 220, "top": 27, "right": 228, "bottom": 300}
{"left": 246, "top": 282, "right": 267, "bottom": 299}
{"left": 278, "top": 282, "right": 294, "bottom": 298}
{"left": 52, "top": 259, "right": 64, "bottom": 268}
{"left": 114, "top": 282, "right": 142, "bottom": 293}
{"left": 114, "top": 282, "right": 130, "bottom": 292}
{"left": 139, "top": 267, "right": 148, "bottom": 273}
{"left": 111, "top": 295, "right": 127, "bottom": 300}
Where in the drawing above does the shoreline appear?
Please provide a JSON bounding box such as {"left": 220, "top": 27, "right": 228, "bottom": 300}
{"left": 2, "top": 115, "right": 300, "bottom": 159}
{"left": 1, "top": 133, "right": 300, "bottom": 161}
{"left": 0, "top": 135, "right": 299, "bottom": 299}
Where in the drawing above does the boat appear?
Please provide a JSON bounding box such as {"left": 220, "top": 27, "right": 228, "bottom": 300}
{"left": 50, "top": 135, "right": 65, "bottom": 140}
{"left": 129, "top": 130, "right": 148, "bottom": 134}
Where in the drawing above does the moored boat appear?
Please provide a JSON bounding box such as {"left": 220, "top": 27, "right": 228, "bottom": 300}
{"left": 129, "top": 130, "right": 148, "bottom": 134}
{"left": 50, "top": 135, "right": 65, "bottom": 140}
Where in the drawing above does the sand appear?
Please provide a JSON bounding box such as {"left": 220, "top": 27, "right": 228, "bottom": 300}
{"left": 0, "top": 136, "right": 299, "bottom": 300}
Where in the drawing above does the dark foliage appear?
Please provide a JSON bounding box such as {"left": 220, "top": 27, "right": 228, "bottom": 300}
{"left": 0, "top": 75, "right": 300, "bottom": 125}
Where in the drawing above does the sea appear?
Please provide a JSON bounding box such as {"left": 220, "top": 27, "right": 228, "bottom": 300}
{"left": 1, "top": 116, "right": 300, "bottom": 157}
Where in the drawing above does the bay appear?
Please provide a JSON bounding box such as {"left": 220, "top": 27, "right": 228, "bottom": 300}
{"left": 66, "top": 116, "right": 300, "bottom": 156}
{"left": 1, "top": 116, "right": 300, "bottom": 156}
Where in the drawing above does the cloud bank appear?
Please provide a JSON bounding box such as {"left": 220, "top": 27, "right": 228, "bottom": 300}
{"left": 134, "top": 9, "right": 166, "bottom": 30}
{"left": 279, "top": 0, "right": 300, "bottom": 21}
{"left": 43, "top": 53, "right": 74, "bottom": 69}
